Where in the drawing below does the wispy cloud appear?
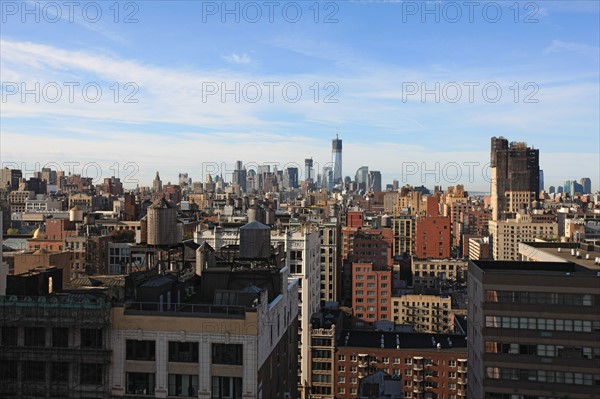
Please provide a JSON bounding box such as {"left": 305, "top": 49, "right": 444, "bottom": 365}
{"left": 543, "top": 40, "right": 600, "bottom": 56}
{"left": 1, "top": 35, "right": 598, "bottom": 191}
{"left": 222, "top": 53, "right": 252, "bottom": 65}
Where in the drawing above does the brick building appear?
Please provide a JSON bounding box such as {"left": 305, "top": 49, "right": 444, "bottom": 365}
{"left": 351, "top": 262, "right": 392, "bottom": 325}
{"left": 335, "top": 330, "right": 467, "bottom": 399}
{"left": 415, "top": 197, "right": 451, "bottom": 259}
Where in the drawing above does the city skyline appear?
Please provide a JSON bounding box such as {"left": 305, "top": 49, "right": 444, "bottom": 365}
{"left": 1, "top": 149, "right": 595, "bottom": 195}
{"left": 1, "top": 1, "right": 599, "bottom": 192}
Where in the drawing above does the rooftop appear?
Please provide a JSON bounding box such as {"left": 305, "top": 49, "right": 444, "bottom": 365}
{"left": 471, "top": 260, "right": 577, "bottom": 274}
{"left": 521, "top": 241, "right": 600, "bottom": 272}
{"left": 338, "top": 330, "right": 467, "bottom": 351}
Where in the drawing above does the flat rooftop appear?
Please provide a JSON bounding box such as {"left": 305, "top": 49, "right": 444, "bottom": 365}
{"left": 471, "top": 260, "right": 577, "bottom": 274}
{"left": 338, "top": 330, "right": 467, "bottom": 352}
{"left": 519, "top": 241, "right": 600, "bottom": 273}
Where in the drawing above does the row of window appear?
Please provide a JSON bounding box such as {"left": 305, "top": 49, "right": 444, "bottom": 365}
{"left": 355, "top": 290, "right": 389, "bottom": 296}
{"left": 125, "top": 340, "right": 243, "bottom": 365}
{"left": 355, "top": 275, "right": 378, "bottom": 280}
{"left": 413, "top": 263, "right": 464, "bottom": 270}
{"left": 0, "top": 327, "right": 103, "bottom": 348}
{"left": 486, "top": 367, "right": 599, "bottom": 386}
{"left": 337, "top": 355, "right": 457, "bottom": 367}
{"left": 485, "top": 342, "right": 599, "bottom": 359}
{"left": 485, "top": 290, "right": 595, "bottom": 306}
{"left": 355, "top": 283, "right": 388, "bottom": 288}
{"left": 485, "top": 316, "right": 599, "bottom": 332}
{"left": 126, "top": 373, "right": 241, "bottom": 398}
{"left": 0, "top": 361, "right": 103, "bottom": 385}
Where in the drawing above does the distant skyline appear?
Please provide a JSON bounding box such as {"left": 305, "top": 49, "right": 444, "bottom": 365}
{"left": 1, "top": 1, "right": 598, "bottom": 192}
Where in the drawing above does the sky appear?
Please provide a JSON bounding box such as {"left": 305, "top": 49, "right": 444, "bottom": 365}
{"left": 1, "top": 0, "right": 599, "bottom": 192}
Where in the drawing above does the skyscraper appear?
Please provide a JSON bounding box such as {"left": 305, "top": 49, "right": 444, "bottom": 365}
{"left": 285, "top": 167, "right": 299, "bottom": 189}
{"left": 152, "top": 171, "right": 162, "bottom": 193}
{"left": 580, "top": 177, "right": 592, "bottom": 194}
{"left": 305, "top": 158, "right": 313, "bottom": 182}
{"left": 233, "top": 160, "right": 247, "bottom": 192}
{"left": 323, "top": 166, "right": 333, "bottom": 191}
{"left": 332, "top": 135, "right": 342, "bottom": 185}
{"left": 368, "top": 170, "right": 382, "bottom": 192}
{"left": 490, "top": 137, "right": 539, "bottom": 221}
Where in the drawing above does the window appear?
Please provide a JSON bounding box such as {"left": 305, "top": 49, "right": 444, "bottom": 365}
{"left": 1, "top": 327, "right": 17, "bottom": 346}
{"left": 81, "top": 328, "right": 103, "bottom": 348}
{"left": 212, "top": 343, "right": 243, "bottom": 365}
{"left": 23, "top": 361, "right": 45, "bottom": 382}
{"left": 25, "top": 327, "right": 45, "bottom": 347}
{"left": 0, "top": 360, "right": 18, "bottom": 381}
{"left": 52, "top": 328, "right": 69, "bottom": 347}
{"left": 127, "top": 372, "right": 155, "bottom": 395}
{"left": 211, "top": 376, "right": 242, "bottom": 399}
{"left": 169, "top": 374, "right": 199, "bottom": 397}
{"left": 126, "top": 340, "right": 156, "bottom": 361}
{"left": 169, "top": 342, "right": 199, "bottom": 363}
{"left": 80, "top": 363, "right": 103, "bottom": 385}
{"left": 51, "top": 362, "right": 69, "bottom": 383}
{"left": 338, "top": 354, "right": 345, "bottom": 361}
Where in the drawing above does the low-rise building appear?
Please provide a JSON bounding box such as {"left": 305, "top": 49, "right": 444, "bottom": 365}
{"left": 335, "top": 330, "right": 467, "bottom": 399}
{"left": 391, "top": 294, "right": 453, "bottom": 333}
{"left": 412, "top": 258, "right": 468, "bottom": 289}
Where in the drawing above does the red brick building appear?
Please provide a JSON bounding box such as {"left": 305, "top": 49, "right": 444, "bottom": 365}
{"left": 335, "top": 331, "right": 467, "bottom": 399}
{"left": 45, "top": 218, "right": 77, "bottom": 240}
{"left": 351, "top": 262, "right": 392, "bottom": 324}
{"left": 415, "top": 196, "right": 451, "bottom": 259}
{"left": 341, "top": 227, "right": 394, "bottom": 306}
{"left": 346, "top": 210, "right": 364, "bottom": 228}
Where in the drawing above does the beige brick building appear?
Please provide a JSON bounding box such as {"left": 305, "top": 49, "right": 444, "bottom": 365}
{"left": 392, "top": 294, "right": 453, "bottom": 333}
{"left": 489, "top": 212, "right": 558, "bottom": 260}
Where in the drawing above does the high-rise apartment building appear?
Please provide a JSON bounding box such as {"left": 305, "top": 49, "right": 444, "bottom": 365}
{"left": 490, "top": 137, "right": 539, "bottom": 221}
{"left": 415, "top": 196, "right": 451, "bottom": 259}
{"left": 468, "top": 258, "right": 600, "bottom": 399}
{"left": 351, "top": 262, "right": 392, "bottom": 325}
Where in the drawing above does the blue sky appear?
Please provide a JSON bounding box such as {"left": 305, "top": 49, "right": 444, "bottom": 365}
{"left": 1, "top": 0, "right": 599, "bottom": 191}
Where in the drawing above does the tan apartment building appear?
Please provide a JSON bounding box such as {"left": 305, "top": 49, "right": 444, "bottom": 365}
{"left": 412, "top": 258, "right": 468, "bottom": 289}
{"left": 489, "top": 212, "right": 558, "bottom": 260}
{"left": 391, "top": 294, "right": 453, "bottom": 333}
